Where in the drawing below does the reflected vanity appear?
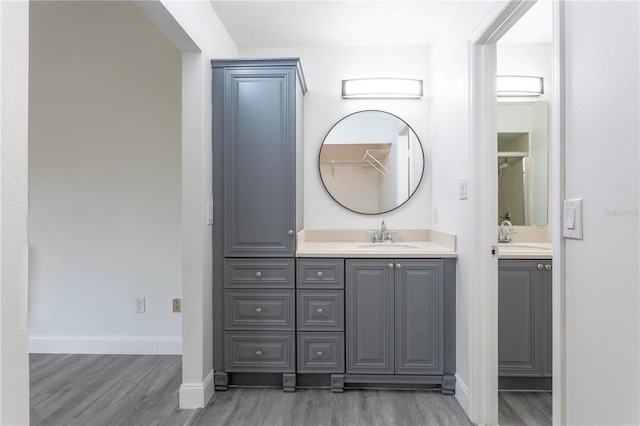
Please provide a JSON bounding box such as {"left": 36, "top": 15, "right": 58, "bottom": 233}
{"left": 496, "top": 102, "right": 553, "bottom": 391}
{"left": 319, "top": 110, "right": 424, "bottom": 215}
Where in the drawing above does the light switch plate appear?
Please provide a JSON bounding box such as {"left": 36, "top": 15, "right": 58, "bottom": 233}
{"left": 459, "top": 178, "right": 469, "bottom": 200}
{"left": 563, "top": 198, "right": 583, "bottom": 240}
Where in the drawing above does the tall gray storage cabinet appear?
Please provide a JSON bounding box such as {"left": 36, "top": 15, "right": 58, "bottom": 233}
{"left": 212, "top": 58, "right": 306, "bottom": 391}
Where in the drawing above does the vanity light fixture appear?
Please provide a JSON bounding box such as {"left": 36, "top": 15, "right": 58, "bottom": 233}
{"left": 497, "top": 75, "right": 544, "bottom": 97}
{"left": 342, "top": 78, "right": 423, "bottom": 99}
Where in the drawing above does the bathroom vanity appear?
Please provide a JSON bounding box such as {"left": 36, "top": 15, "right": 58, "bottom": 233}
{"left": 498, "top": 244, "right": 552, "bottom": 391}
{"left": 295, "top": 231, "right": 457, "bottom": 394}
{"left": 211, "top": 57, "right": 457, "bottom": 394}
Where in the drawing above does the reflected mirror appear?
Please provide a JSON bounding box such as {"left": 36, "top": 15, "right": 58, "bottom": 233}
{"left": 319, "top": 110, "right": 424, "bottom": 215}
{"left": 498, "top": 101, "right": 549, "bottom": 226}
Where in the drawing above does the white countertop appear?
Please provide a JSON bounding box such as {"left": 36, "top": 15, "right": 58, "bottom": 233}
{"left": 296, "top": 229, "right": 457, "bottom": 258}
{"left": 497, "top": 242, "right": 553, "bottom": 259}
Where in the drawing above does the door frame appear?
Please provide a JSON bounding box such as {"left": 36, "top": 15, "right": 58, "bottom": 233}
{"left": 468, "top": 0, "right": 566, "bottom": 424}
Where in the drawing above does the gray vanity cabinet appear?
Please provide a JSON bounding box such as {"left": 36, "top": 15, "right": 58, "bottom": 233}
{"left": 346, "top": 259, "right": 445, "bottom": 377}
{"left": 498, "top": 259, "right": 552, "bottom": 389}
{"left": 212, "top": 58, "right": 306, "bottom": 391}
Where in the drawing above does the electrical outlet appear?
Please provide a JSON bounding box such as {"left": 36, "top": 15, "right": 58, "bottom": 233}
{"left": 135, "top": 297, "right": 146, "bottom": 313}
{"left": 172, "top": 298, "right": 181, "bottom": 313}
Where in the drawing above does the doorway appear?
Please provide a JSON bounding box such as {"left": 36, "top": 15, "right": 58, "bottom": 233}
{"left": 468, "top": 1, "right": 565, "bottom": 424}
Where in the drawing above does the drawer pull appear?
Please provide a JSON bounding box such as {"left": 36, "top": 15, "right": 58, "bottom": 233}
{"left": 255, "top": 307, "right": 262, "bottom": 314}
{"left": 545, "top": 264, "right": 552, "bottom": 270}
{"left": 255, "top": 271, "right": 262, "bottom": 278}
{"left": 395, "top": 263, "right": 401, "bottom": 269}
{"left": 537, "top": 264, "right": 544, "bottom": 270}
{"left": 288, "top": 229, "right": 294, "bottom": 236}
{"left": 388, "top": 263, "right": 394, "bottom": 269}
{"left": 316, "top": 308, "right": 323, "bottom": 315}
{"left": 255, "top": 350, "right": 262, "bottom": 357}
{"left": 316, "top": 271, "right": 323, "bottom": 278}
{"left": 316, "top": 351, "right": 323, "bottom": 357}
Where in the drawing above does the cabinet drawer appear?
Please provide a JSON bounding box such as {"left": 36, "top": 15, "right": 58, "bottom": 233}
{"left": 297, "top": 332, "right": 344, "bottom": 373}
{"left": 297, "top": 259, "right": 344, "bottom": 289}
{"left": 225, "top": 259, "right": 294, "bottom": 288}
{"left": 297, "top": 290, "right": 344, "bottom": 331}
{"left": 224, "top": 332, "right": 295, "bottom": 373}
{"left": 225, "top": 290, "right": 294, "bottom": 330}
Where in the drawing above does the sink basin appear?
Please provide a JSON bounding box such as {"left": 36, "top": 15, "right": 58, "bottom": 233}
{"left": 499, "top": 244, "right": 551, "bottom": 252}
{"left": 343, "top": 244, "right": 419, "bottom": 251}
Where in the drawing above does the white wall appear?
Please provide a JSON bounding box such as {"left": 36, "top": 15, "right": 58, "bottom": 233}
{"left": 0, "top": 1, "right": 30, "bottom": 423}
{"left": 563, "top": 2, "right": 639, "bottom": 424}
{"left": 241, "top": 46, "right": 431, "bottom": 229}
{"left": 29, "top": 1, "right": 182, "bottom": 353}
{"left": 428, "top": 1, "right": 501, "bottom": 420}
{"left": 138, "top": 0, "right": 238, "bottom": 409}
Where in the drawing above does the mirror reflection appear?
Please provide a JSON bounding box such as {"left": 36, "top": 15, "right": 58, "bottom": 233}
{"left": 319, "top": 110, "right": 424, "bottom": 215}
{"left": 498, "top": 101, "right": 549, "bottom": 226}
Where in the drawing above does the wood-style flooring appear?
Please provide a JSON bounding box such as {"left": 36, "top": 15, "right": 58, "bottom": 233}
{"left": 30, "top": 354, "right": 551, "bottom": 426}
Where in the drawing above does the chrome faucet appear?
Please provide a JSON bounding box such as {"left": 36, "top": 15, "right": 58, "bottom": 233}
{"left": 498, "top": 219, "right": 513, "bottom": 243}
{"left": 369, "top": 220, "right": 394, "bottom": 243}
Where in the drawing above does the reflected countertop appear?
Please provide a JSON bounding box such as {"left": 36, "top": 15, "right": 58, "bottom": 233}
{"left": 296, "top": 229, "right": 457, "bottom": 258}
{"left": 497, "top": 242, "right": 552, "bottom": 259}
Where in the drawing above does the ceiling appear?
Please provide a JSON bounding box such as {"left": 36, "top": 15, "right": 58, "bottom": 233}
{"left": 209, "top": 0, "right": 552, "bottom": 49}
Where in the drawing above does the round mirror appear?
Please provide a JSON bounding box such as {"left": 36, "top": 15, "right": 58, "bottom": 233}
{"left": 319, "top": 110, "right": 425, "bottom": 215}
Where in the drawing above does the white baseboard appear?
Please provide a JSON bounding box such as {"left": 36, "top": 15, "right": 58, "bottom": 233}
{"left": 179, "top": 369, "right": 214, "bottom": 409}
{"left": 455, "top": 373, "right": 471, "bottom": 419}
{"left": 29, "top": 335, "right": 182, "bottom": 355}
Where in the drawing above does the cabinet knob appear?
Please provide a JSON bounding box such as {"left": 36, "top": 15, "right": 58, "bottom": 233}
{"left": 317, "top": 271, "right": 323, "bottom": 278}
{"left": 545, "top": 264, "right": 552, "bottom": 270}
{"left": 255, "top": 271, "right": 262, "bottom": 278}
{"left": 316, "top": 351, "right": 323, "bottom": 357}
{"left": 288, "top": 229, "right": 294, "bottom": 236}
{"left": 395, "top": 263, "right": 402, "bottom": 269}
{"left": 537, "top": 264, "right": 544, "bottom": 270}
{"left": 316, "top": 308, "right": 323, "bottom": 315}
{"left": 255, "top": 350, "right": 262, "bottom": 357}
{"left": 255, "top": 307, "right": 262, "bottom": 314}
{"left": 388, "top": 263, "right": 394, "bottom": 269}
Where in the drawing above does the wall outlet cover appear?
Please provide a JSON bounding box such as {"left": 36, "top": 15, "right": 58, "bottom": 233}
{"left": 172, "top": 298, "right": 181, "bottom": 313}
{"left": 135, "top": 297, "right": 146, "bottom": 313}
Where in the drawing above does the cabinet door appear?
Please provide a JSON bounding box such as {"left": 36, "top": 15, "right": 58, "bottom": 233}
{"left": 542, "top": 261, "right": 553, "bottom": 377}
{"left": 498, "top": 260, "right": 542, "bottom": 376}
{"left": 223, "top": 67, "right": 296, "bottom": 257}
{"left": 346, "top": 260, "right": 394, "bottom": 374}
{"left": 395, "top": 260, "right": 443, "bottom": 375}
